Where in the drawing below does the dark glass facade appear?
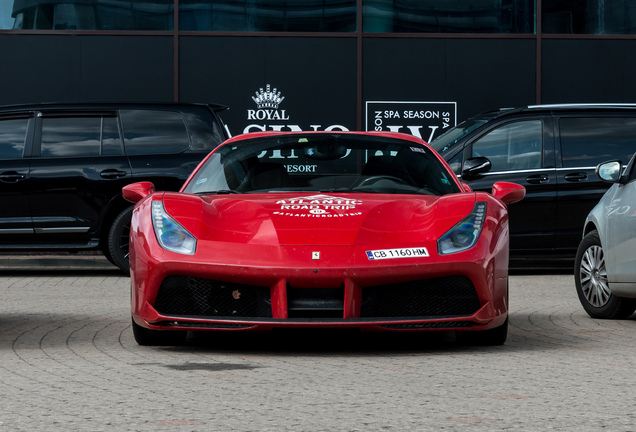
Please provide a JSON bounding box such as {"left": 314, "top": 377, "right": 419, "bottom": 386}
{"left": 10, "top": 0, "right": 175, "bottom": 30}
{"left": 363, "top": 0, "right": 535, "bottom": 33}
{"left": 180, "top": 0, "right": 357, "bottom": 32}
{"left": 5, "top": 1, "right": 636, "bottom": 35}
{"left": 1, "top": 1, "right": 636, "bottom": 136}
{"left": 543, "top": 0, "right": 636, "bottom": 34}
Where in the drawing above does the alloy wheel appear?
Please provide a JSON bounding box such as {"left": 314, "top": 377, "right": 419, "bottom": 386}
{"left": 579, "top": 245, "right": 611, "bottom": 308}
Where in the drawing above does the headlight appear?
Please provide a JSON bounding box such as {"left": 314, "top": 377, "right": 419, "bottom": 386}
{"left": 151, "top": 201, "right": 197, "bottom": 255}
{"left": 437, "top": 202, "right": 486, "bottom": 255}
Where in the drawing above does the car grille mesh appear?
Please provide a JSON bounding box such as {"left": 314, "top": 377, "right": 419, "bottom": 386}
{"left": 360, "top": 276, "right": 481, "bottom": 318}
{"left": 153, "top": 274, "right": 480, "bottom": 322}
{"left": 154, "top": 275, "right": 272, "bottom": 318}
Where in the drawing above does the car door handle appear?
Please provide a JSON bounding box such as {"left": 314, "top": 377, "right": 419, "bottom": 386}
{"left": 564, "top": 172, "right": 588, "bottom": 182}
{"left": 0, "top": 171, "right": 27, "bottom": 183}
{"left": 100, "top": 169, "right": 128, "bottom": 179}
{"left": 526, "top": 174, "right": 549, "bottom": 184}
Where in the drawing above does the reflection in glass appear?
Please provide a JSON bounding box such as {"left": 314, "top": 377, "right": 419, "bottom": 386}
{"left": 363, "top": 0, "right": 535, "bottom": 33}
{"left": 543, "top": 0, "right": 636, "bottom": 34}
{"left": 0, "top": 118, "right": 29, "bottom": 159}
{"left": 4, "top": 1, "right": 636, "bottom": 34}
{"left": 179, "top": 0, "right": 356, "bottom": 32}
{"left": 471, "top": 121, "right": 542, "bottom": 172}
{"left": 10, "top": 0, "right": 174, "bottom": 30}
{"left": 41, "top": 117, "right": 102, "bottom": 157}
{"left": 560, "top": 118, "right": 636, "bottom": 167}
{"left": 120, "top": 110, "right": 190, "bottom": 155}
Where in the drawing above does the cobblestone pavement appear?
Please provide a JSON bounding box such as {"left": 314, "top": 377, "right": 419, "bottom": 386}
{"left": 1, "top": 260, "right": 635, "bottom": 431}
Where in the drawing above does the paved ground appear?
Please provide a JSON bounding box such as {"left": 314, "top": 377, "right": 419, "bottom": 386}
{"left": 1, "top": 258, "right": 635, "bottom": 431}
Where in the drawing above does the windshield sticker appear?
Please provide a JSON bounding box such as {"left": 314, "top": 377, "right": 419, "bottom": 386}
{"left": 273, "top": 194, "right": 362, "bottom": 218}
{"left": 410, "top": 147, "right": 426, "bottom": 153}
{"left": 366, "top": 247, "right": 429, "bottom": 260}
{"left": 196, "top": 178, "right": 207, "bottom": 185}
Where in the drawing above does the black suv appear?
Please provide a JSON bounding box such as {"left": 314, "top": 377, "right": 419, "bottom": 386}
{"left": 0, "top": 102, "right": 229, "bottom": 272}
{"left": 430, "top": 104, "right": 636, "bottom": 265}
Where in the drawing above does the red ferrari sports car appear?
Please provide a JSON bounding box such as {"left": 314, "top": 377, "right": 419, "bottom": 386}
{"left": 124, "top": 131, "right": 524, "bottom": 346}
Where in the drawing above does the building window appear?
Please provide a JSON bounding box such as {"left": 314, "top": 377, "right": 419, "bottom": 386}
{"left": 179, "top": 0, "right": 356, "bottom": 32}
{"left": 363, "top": 0, "right": 535, "bottom": 33}
{"left": 542, "top": 0, "right": 636, "bottom": 34}
{"left": 9, "top": 0, "right": 174, "bottom": 30}
{"left": 5, "top": 0, "right": 636, "bottom": 34}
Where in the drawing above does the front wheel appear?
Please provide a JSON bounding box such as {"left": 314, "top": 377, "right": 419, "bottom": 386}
{"left": 575, "top": 230, "right": 636, "bottom": 319}
{"left": 107, "top": 207, "right": 133, "bottom": 274}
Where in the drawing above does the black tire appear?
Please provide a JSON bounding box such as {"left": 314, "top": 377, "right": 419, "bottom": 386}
{"left": 131, "top": 318, "right": 187, "bottom": 346}
{"left": 107, "top": 207, "right": 133, "bottom": 274}
{"left": 457, "top": 317, "right": 508, "bottom": 346}
{"left": 575, "top": 230, "right": 636, "bottom": 319}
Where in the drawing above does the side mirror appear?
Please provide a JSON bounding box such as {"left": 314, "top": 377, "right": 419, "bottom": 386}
{"left": 123, "top": 181, "right": 155, "bottom": 203}
{"left": 596, "top": 160, "right": 622, "bottom": 183}
{"left": 492, "top": 182, "right": 525, "bottom": 205}
{"left": 462, "top": 157, "right": 492, "bottom": 177}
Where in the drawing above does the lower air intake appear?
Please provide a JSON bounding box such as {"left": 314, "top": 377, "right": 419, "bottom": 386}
{"left": 154, "top": 275, "right": 272, "bottom": 318}
{"left": 360, "top": 275, "right": 481, "bottom": 319}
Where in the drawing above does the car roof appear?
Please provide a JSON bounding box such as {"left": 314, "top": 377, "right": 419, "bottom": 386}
{"left": 0, "top": 101, "right": 228, "bottom": 113}
{"left": 476, "top": 103, "right": 636, "bottom": 119}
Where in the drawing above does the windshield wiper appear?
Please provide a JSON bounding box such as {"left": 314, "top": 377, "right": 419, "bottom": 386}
{"left": 196, "top": 190, "right": 240, "bottom": 195}
{"left": 320, "top": 188, "right": 352, "bottom": 193}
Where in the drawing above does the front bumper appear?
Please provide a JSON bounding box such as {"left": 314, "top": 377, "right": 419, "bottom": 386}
{"left": 131, "top": 253, "right": 508, "bottom": 333}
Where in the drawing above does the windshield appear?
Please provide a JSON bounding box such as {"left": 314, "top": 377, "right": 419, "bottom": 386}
{"left": 184, "top": 133, "right": 460, "bottom": 196}
{"left": 429, "top": 114, "right": 497, "bottom": 153}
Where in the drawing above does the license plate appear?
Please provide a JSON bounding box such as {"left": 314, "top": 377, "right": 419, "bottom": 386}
{"left": 366, "top": 247, "right": 429, "bottom": 260}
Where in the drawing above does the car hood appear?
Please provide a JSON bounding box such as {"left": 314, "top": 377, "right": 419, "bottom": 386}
{"left": 160, "top": 192, "right": 476, "bottom": 246}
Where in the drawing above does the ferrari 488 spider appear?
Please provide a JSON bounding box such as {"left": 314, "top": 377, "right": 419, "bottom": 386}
{"left": 124, "top": 131, "right": 525, "bottom": 346}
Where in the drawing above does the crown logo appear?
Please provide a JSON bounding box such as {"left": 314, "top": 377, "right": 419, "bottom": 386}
{"left": 252, "top": 84, "right": 285, "bottom": 109}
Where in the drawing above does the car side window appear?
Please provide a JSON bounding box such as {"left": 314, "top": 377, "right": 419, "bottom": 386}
{"left": 182, "top": 111, "right": 226, "bottom": 151}
{"left": 627, "top": 153, "right": 636, "bottom": 182}
{"left": 40, "top": 116, "right": 124, "bottom": 157}
{"left": 120, "top": 110, "right": 190, "bottom": 155}
{"left": 560, "top": 117, "right": 636, "bottom": 168}
{"left": 0, "top": 118, "right": 30, "bottom": 159}
{"left": 471, "top": 120, "right": 542, "bottom": 172}
{"left": 447, "top": 151, "right": 463, "bottom": 175}
{"left": 41, "top": 117, "right": 101, "bottom": 157}
{"left": 102, "top": 116, "right": 124, "bottom": 155}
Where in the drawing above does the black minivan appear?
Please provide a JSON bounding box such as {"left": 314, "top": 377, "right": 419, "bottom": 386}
{"left": 430, "top": 104, "right": 636, "bottom": 265}
{"left": 0, "top": 102, "right": 229, "bottom": 272}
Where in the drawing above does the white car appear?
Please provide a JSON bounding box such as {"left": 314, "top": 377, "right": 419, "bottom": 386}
{"left": 575, "top": 154, "right": 636, "bottom": 318}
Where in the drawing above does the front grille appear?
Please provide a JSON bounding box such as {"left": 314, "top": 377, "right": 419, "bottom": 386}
{"left": 287, "top": 287, "right": 345, "bottom": 318}
{"left": 154, "top": 275, "right": 272, "bottom": 318}
{"left": 360, "top": 276, "right": 481, "bottom": 319}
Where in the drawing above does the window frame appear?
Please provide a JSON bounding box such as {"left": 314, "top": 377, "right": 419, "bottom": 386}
{"left": 468, "top": 119, "right": 544, "bottom": 173}
{"left": 557, "top": 115, "right": 636, "bottom": 169}
{"left": 119, "top": 109, "right": 191, "bottom": 156}
{"left": 34, "top": 110, "right": 123, "bottom": 158}
{"left": 0, "top": 112, "right": 35, "bottom": 160}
